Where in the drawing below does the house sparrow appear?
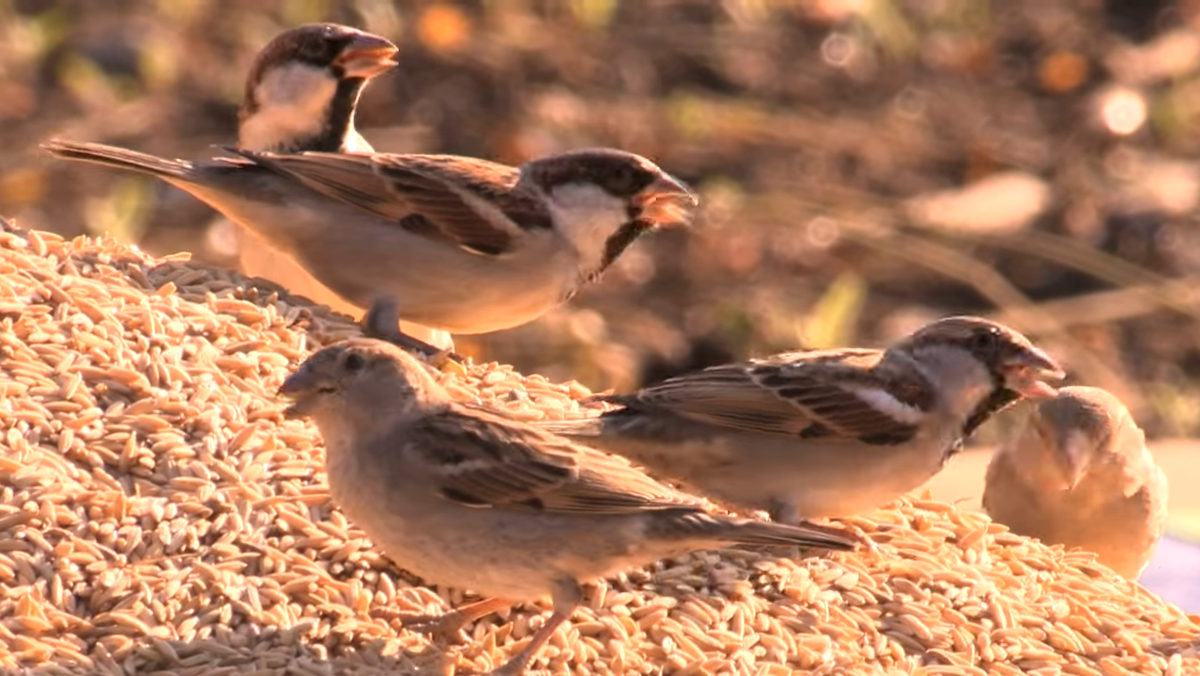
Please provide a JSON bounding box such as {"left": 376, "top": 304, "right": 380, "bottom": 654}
{"left": 42, "top": 140, "right": 696, "bottom": 358}
{"left": 279, "top": 338, "right": 855, "bottom": 676}
{"left": 238, "top": 23, "right": 398, "bottom": 155}
{"left": 538, "top": 316, "right": 1066, "bottom": 525}
{"left": 982, "top": 386, "right": 1168, "bottom": 579}
{"left": 226, "top": 23, "right": 453, "bottom": 351}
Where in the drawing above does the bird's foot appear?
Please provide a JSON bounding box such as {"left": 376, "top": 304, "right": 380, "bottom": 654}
{"left": 361, "top": 299, "right": 465, "bottom": 367}
{"left": 373, "top": 608, "right": 477, "bottom": 643}
{"left": 375, "top": 597, "right": 511, "bottom": 641}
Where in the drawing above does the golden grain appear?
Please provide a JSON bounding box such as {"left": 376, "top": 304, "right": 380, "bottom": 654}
{"left": 0, "top": 225, "right": 1195, "bottom": 675}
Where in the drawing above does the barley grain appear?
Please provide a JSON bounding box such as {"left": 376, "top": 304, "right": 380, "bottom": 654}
{"left": 0, "top": 224, "right": 1195, "bottom": 675}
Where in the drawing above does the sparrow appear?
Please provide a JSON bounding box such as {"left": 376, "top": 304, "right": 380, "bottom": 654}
{"left": 42, "top": 139, "right": 696, "bottom": 358}
{"left": 982, "top": 386, "right": 1168, "bottom": 580}
{"left": 223, "top": 23, "right": 452, "bottom": 351}
{"left": 538, "top": 316, "right": 1066, "bottom": 524}
{"left": 279, "top": 338, "right": 855, "bottom": 676}
{"left": 238, "top": 23, "right": 398, "bottom": 155}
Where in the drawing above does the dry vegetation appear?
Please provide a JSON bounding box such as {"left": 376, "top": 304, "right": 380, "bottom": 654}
{"left": 0, "top": 218, "right": 1197, "bottom": 675}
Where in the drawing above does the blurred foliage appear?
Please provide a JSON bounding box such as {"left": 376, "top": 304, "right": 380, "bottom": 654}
{"left": 6, "top": 0, "right": 1200, "bottom": 440}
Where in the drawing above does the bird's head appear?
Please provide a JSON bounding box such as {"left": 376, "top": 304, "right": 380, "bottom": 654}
{"left": 239, "top": 23, "right": 398, "bottom": 153}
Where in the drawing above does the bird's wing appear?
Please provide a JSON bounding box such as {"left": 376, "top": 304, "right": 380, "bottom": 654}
{"left": 410, "top": 404, "right": 703, "bottom": 514}
{"left": 229, "top": 150, "right": 548, "bottom": 255}
{"left": 610, "top": 349, "right": 935, "bottom": 445}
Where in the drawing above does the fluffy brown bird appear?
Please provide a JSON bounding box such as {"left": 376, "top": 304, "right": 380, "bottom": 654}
{"left": 279, "top": 338, "right": 855, "bottom": 676}
{"left": 538, "top": 316, "right": 1065, "bottom": 524}
{"left": 983, "top": 386, "right": 1168, "bottom": 579}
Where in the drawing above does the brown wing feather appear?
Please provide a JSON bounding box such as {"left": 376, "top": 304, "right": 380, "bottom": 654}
{"left": 619, "top": 349, "right": 932, "bottom": 443}
{"left": 230, "top": 151, "right": 412, "bottom": 218}
{"left": 373, "top": 154, "right": 554, "bottom": 254}
{"left": 232, "top": 150, "right": 544, "bottom": 255}
{"left": 413, "top": 405, "right": 702, "bottom": 513}
{"left": 621, "top": 364, "right": 812, "bottom": 435}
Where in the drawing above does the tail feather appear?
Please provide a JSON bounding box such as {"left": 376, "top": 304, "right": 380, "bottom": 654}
{"left": 658, "top": 511, "right": 857, "bottom": 551}
{"left": 42, "top": 140, "right": 195, "bottom": 180}
{"left": 537, "top": 417, "right": 606, "bottom": 438}
{"left": 725, "top": 517, "right": 858, "bottom": 551}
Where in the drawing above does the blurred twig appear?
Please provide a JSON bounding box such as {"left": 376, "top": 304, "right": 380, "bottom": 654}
{"left": 952, "top": 230, "right": 1200, "bottom": 322}
{"left": 991, "top": 275, "right": 1200, "bottom": 327}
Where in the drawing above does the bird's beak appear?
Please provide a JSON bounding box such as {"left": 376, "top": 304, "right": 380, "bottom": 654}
{"left": 637, "top": 172, "right": 699, "bottom": 227}
{"left": 1055, "top": 429, "right": 1092, "bottom": 490}
{"left": 1002, "top": 346, "right": 1065, "bottom": 399}
{"left": 335, "top": 33, "right": 400, "bottom": 79}
{"left": 278, "top": 367, "right": 320, "bottom": 419}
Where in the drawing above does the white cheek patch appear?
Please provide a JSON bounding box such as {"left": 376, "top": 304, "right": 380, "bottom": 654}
{"left": 239, "top": 62, "right": 340, "bottom": 152}
{"left": 847, "top": 386, "right": 927, "bottom": 425}
{"left": 547, "top": 183, "right": 631, "bottom": 263}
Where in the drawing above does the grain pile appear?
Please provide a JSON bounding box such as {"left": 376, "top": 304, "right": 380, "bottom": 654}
{"left": 0, "top": 221, "right": 1196, "bottom": 676}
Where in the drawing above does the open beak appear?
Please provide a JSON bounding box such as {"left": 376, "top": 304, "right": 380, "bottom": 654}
{"left": 335, "top": 33, "right": 399, "bottom": 80}
{"left": 1003, "top": 346, "right": 1066, "bottom": 399}
{"left": 637, "top": 172, "right": 699, "bottom": 227}
{"left": 278, "top": 369, "right": 318, "bottom": 419}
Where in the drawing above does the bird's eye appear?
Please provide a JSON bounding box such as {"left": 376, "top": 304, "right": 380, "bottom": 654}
{"left": 342, "top": 352, "right": 366, "bottom": 373}
{"left": 968, "top": 329, "right": 1000, "bottom": 355}
{"left": 608, "top": 165, "right": 643, "bottom": 195}
{"left": 300, "top": 35, "right": 337, "bottom": 62}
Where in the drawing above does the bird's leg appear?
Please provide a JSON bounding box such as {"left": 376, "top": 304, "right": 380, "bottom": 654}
{"left": 483, "top": 610, "right": 570, "bottom": 676}
{"left": 484, "top": 579, "right": 579, "bottom": 676}
{"left": 377, "top": 596, "right": 511, "bottom": 640}
{"left": 362, "top": 297, "right": 463, "bottom": 366}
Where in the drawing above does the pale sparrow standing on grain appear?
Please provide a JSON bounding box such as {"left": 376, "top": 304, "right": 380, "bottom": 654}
{"left": 279, "top": 338, "right": 855, "bottom": 676}
{"left": 42, "top": 140, "right": 696, "bottom": 359}
{"left": 538, "top": 316, "right": 1066, "bottom": 525}
{"left": 983, "top": 386, "right": 1168, "bottom": 580}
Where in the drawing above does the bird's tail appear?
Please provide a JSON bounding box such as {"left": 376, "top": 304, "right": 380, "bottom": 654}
{"left": 536, "top": 417, "right": 606, "bottom": 438}
{"left": 657, "top": 511, "right": 857, "bottom": 551}
{"left": 42, "top": 140, "right": 195, "bottom": 180}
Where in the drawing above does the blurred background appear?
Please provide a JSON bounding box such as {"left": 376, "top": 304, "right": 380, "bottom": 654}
{"left": 4, "top": 0, "right": 1200, "bottom": 446}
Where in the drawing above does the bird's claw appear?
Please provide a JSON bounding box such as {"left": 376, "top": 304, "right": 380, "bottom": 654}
{"left": 373, "top": 608, "right": 469, "bottom": 640}
{"left": 361, "top": 300, "right": 465, "bottom": 366}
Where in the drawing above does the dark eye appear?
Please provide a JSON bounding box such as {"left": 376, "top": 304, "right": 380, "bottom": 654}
{"left": 608, "top": 165, "right": 643, "bottom": 195}
{"left": 342, "top": 352, "right": 365, "bottom": 373}
{"left": 300, "top": 35, "right": 338, "bottom": 62}
{"left": 968, "top": 329, "right": 1000, "bottom": 355}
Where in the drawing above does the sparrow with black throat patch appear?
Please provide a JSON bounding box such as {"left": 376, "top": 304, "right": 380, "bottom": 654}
{"left": 983, "top": 386, "right": 1168, "bottom": 580}
{"left": 538, "top": 316, "right": 1065, "bottom": 526}
{"left": 41, "top": 140, "right": 697, "bottom": 360}
{"left": 231, "top": 23, "right": 454, "bottom": 351}
{"left": 278, "top": 338, "right": 855, "bottom": 676}
{"left": 238, "top": 22, "right": 398, "bottom": 154}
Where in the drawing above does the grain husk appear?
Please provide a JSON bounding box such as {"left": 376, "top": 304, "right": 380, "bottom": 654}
{"left": 0, "top": 221, "right": 1196, "bottom": 675}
